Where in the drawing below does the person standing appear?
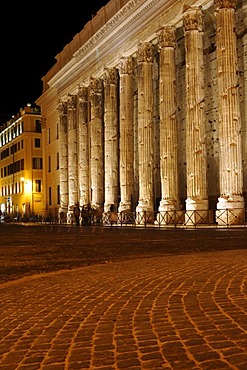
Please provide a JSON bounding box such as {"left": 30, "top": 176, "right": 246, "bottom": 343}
{"left": 73, "top": 203, "right": 80, "bottom": 226}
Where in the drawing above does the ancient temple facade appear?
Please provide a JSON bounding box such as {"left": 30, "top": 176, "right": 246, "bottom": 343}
{"left": 36, "top": 0, "right": 247, "bottom": 225}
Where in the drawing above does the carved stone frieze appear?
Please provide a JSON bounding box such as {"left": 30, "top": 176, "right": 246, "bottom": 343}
{"left": 74, "top": 0, "right": 161, "bottom": 61}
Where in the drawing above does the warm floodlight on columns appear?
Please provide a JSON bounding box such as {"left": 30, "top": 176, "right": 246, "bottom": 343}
{"left": 183, "top": 6, "right": 209, "bottom": 226}
{"left": 135, "top": 42, "right": 154, "bottom": 225}
{"left": 214, "top": 0, "right": 245, "bottom": 226}
{"left": 156, "top": 25, "right": 182, "bottom": 225}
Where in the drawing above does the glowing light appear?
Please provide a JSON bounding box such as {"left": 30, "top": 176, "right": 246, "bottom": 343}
{"left": 24, "top": 180, "right": 32, "bottom": 194}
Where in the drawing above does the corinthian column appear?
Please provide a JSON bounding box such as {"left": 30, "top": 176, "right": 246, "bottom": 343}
{"left": 118, "top": 57, "right": 134, "bottom": 213}
{"left": 89, "top": 78, "right": 104, "bottom": 209}
{"left": 57, "top": 100, "right": 68, "bottom": 221}
{"left": 135, "top": 42, "right": 154, "bottom": 221}
{"left": 103, "top": 68, "right": 119, "bottom": 213}
{"left": 77, "top": 85, "right": 90, "bottom": 207}
{"left": 67, "top": 94, "right": 78, "bottom": 220}
{"left": 215, "top": 0, "right": 245, "bottom": 225}
{"left": 157, "top": 26, "right": 180, "bottom": 222}
{"left": 183, "top": 7, "right": 208, "bottom": 225}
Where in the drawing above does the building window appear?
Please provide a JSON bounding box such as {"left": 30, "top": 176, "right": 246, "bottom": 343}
{"left": 48, "top": 128, "right": 50, "bottom": 144}
{"left": 56, "top": 152, "right": 59, "bottom": 169}
{"left": 35, "top": 120, "right": 42, "bottom": 133}
{"left": 49, "top": 187, "right": 52, "bottom": 205}
{"left": 48, "top": 156, "right": 51, "bottom": 172}
{"left": 33, "top": 157, "right": 43, "bottom": 169}
{"left": 35, "top": 138, "right": 41, "bottom": 148}
{"left": 21, "top": 158, "right": 24, "bottom": 170}
{"left": 57, "top": 185, "right": 60, "bottom": 204}
{"left": 35, "top": 179, "right": 41, "bottom": 192}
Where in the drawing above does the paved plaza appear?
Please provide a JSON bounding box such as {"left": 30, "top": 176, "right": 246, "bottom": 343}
{"left": 0, "top": 224, "right": 247, "bottom": 369}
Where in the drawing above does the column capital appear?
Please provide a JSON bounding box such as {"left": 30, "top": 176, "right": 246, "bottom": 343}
{"left": 67, "top": 94, "right": 77, "bottom": 110}
{"left": 157, "top": 26, "right": 176, "bottom": 49}
{"left": 57, "top": 100, "right": 67, "bottom": 115}
{"left": 137, "top": 42, "right": 153, "bottom": 63}
{"left": 214, "top": 0, "right": 237, "bottom": 10}
{"left": 78, "top": 85, "right": 87, "bottom": 113}
{"left": 183, "top": 7, "right": 203, "bottom": 32}
{"left": 103, "top": 68, "right": 118, "bottom": 86}
{"left": 78, "top": 85, "right": 87, "bottom": 102}
{"left": 118, "top": 57, "right": 134, "bottom": 75}
{"left": 89, "top": 78, "right": 103, "bottom": 95}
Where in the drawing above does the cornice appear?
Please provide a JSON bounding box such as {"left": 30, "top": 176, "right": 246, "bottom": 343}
{"left": 74, "top": 0, "right": 150, "bottom": 61}
{"left": 48, "top": 0, "right": 214, "bottom": 94}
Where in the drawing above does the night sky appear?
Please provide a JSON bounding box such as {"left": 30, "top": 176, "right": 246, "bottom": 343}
{"left": 0, "top": 0, "right": 109, "bottom": 124}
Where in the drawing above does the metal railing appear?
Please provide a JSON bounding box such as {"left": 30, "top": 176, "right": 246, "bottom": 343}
{"left": 102, "top": 208, "right": 247, "bottom": 228}
{"left": 4, "top": 208, "right": 247, "bottom": 228}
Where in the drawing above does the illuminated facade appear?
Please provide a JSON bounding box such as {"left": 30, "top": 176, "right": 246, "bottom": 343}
{"left": 36, "top": 0, "right": 247, "bottom": 225}
{"left": 0, "top": 105, "right": 43, "bottom": 219}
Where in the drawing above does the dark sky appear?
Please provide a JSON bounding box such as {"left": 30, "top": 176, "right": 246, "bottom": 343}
{"left": 0, "top": 1, "right": 109, "bottom": 124}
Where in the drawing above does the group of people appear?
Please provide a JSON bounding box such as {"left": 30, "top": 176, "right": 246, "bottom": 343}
{"left": 73, "top": 204, "right": 103, "bottom": 226}
{"left": 73, "top": 203, "right": 118, "bottom": 226}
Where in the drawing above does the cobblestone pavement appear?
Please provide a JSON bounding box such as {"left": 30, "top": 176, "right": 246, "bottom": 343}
{"left": 0, "top": 224, "right": 247, "bottom": 369}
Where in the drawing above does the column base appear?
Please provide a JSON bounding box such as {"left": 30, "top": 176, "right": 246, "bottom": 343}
{"left": 104, "top": 203, "right": 116, "bottom": 213}
{"left": 216, "top": 195, "right": 245, "bottom": 226}
{"left": 135, "top": 201, "right": 154, "bottom": 224}
{"left": 118, "top": 201, "right": 131, "bottom": 213}
{"left": 185, "top": 198, "right": 209, "bottom": 225}
{"left": 156, "top": 199, "right": 182, "bottom": 224}
{"left": 118, "top": 202, "right": 132, "bottom": 224}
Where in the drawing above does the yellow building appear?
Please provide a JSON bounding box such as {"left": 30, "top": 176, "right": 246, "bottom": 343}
{"left": 0, "top": 104, "right": 43, "bottom": 220}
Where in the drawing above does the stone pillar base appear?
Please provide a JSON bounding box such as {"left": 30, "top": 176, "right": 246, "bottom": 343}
{"left": 156, "top": 200, "right": 181, "bottom": 224}
{"left": 118, "top": 202, "right": 131, "bottom": 213}
{"left": 185, "top": 198, "right": 209, "bottom": 225}
{"left": 135, "top": 202, "right": 154, "bottom": 225}
{"left": 156, "top": 210, "right": 185, "bottom": 225}
{"left": 216, "top": 196, "right": 245, "bottom": 226}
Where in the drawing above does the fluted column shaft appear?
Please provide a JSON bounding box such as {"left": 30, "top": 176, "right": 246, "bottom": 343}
{"left": 89, "top": 78, "right": 104, "bottom": 209}
{"left": 103, "top": 68, "right": 119, "bottom": 213}
{"left": 118, "top": 57, "right": 134, "bottom": 213}
{"left": 67, "top": 94, "right": 78, "bottom": 213}
{"left": 136, "top": 42, "right": 154, "bottom": 214}
{"left": 157, "top": 26, "right": 180, "bottom": 212}
{"left": 183, "top": 7, "right": 208, "bottom": 214}
{"left": 57, "top": 101, "right": 68, "bottom": 215}
{"left": 215, "top": 0, "right": 244, "bottom": 210}
{"left": 78, "top": 85, "right": 90, "bottom": 207}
